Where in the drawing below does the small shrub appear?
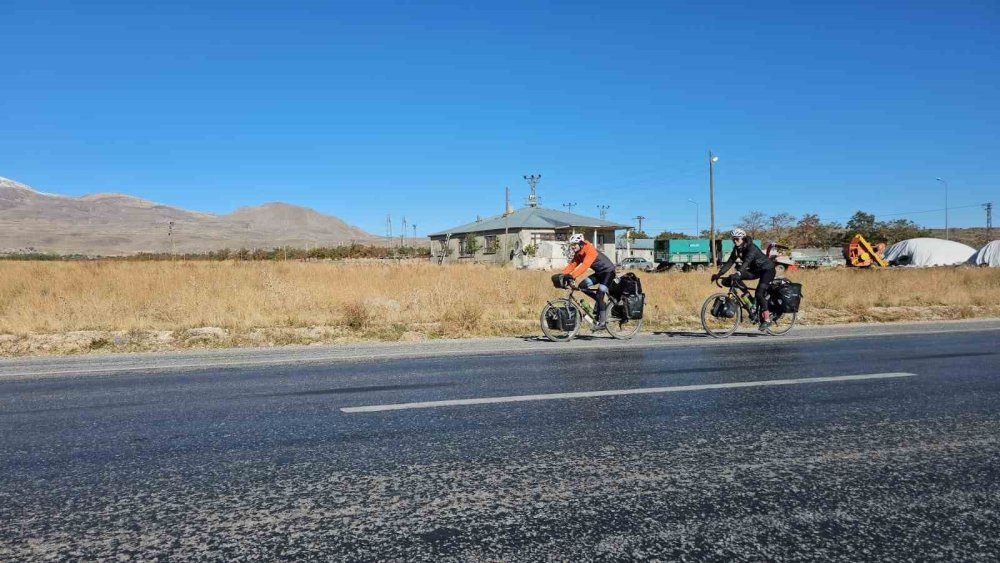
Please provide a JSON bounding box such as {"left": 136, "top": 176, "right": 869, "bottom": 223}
{"left": 340, "top": 301, "right": 372, "bottom": 331}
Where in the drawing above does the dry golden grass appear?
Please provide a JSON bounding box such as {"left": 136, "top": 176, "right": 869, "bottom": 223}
{"left": 0, "top": 260, "right": 998, "bottom": 355}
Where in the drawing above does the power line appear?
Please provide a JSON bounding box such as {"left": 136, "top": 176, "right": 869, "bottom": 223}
{"left": 563, "top": 202, "right": 577, "bottom": 213}
{"left": 633, "top": 215, "right": 646, "bottom": 233}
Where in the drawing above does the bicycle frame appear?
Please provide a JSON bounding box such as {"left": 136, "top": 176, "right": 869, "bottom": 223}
{"left": 721, "top": 278, "right": 760, "bottom": 321}
{"left": 559, "top": 285, "right": 617, "bottom": 325}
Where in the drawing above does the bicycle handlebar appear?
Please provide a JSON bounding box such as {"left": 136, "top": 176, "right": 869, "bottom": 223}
{"left": 712, "top": 274, "right": 756, "bottom": 292}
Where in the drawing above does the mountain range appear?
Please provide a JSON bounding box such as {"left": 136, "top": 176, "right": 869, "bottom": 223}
{"left": 0, "top": 176, "right": 378, "bottom": 255}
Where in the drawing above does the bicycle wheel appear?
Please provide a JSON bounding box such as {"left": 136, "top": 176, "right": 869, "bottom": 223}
{"left": 540, "top": 299, "right": 581, "bottom": 342}
{"left": 700, "top": 293, "right": 741, "bottom": 338}
{"left": 606, "top": 305, "right": 642, "bottom": 340}
{"left": 765, "top": 310, "right": 797, "bottom": 336}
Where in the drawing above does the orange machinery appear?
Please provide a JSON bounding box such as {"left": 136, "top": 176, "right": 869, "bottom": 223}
{"left": 845, "top": 234, "right": 887, "bottom": 267}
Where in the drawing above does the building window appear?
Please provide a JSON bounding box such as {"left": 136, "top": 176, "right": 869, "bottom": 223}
{"left": 597, "top": 233, "right": 607, "bottom": 245}
{"left": 483, "top": 235, "right": 499, "bottom": 254}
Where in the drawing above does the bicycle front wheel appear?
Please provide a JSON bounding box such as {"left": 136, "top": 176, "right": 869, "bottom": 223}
{"left": 606, "top": 306, "right": 642, "bottom": 340}
{"left": 540, "top": 299, "right": 581, "bottom": 342}
{"left": 765, "top": 310, "right": 797, "bottom": 336}
{"left": 700, "top": 293, "right": 741, "bottom": 338}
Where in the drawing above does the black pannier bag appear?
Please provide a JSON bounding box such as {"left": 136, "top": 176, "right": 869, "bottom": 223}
{"left": 544, "top": 307, "right": 562, "bottom": 329}
{"left": 623, "top": 293, "right": 645, "bottom": 320}
{"left": 558, "top": 305, "right": 578, "bottom": 331}
{"left": 612, "top": 272, "right": 645, "bottom": 319}
{"left": 769, "top": 279, "right": 803, "bottom": 313}
{"left": 610, "top": 272, "right": 642, "bottom": 298}
{"left": 711, "top": 295, "right": 737, "bottom": 318}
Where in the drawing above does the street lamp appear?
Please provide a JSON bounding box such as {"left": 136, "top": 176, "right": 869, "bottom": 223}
{"left": 709, "top": 151, "right": 719, "bottom": 264}
{"left": 936, "top": 177, "right": 949, "bottom": 240}
{"left": 686, "top": 198, "right": 700, "bottom": 238}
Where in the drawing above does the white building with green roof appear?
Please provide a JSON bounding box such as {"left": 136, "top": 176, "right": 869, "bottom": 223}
{"left": 429, "top": 205, "right": 631, "bottom": 265}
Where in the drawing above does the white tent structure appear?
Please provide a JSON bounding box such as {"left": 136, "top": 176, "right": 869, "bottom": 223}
{"left": 883, "top": 238, "right": 976, "bottom": 267}
{"left": 968, "top": 240, "right": 1000, "bottom": 267}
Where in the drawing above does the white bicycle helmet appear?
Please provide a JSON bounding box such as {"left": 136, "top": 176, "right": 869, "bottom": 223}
{"left": 730, "top": 228, "right": 747, "bottom": 239}
{"left": 568, "top": 233, "right": 586, "bottom": 245}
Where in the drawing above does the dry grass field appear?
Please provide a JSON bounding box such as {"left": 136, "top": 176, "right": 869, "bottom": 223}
{"left": 1, "top": 260, "right": 998, "bottom": 355}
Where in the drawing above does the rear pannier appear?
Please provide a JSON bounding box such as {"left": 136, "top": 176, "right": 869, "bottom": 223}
{"left": 612, "top": 272, "right": 645, "bottom": 320}
{"left": 769, "top": 278, "right": 803, "bottom": 313}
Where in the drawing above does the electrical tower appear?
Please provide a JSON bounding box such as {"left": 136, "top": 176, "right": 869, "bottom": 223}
{"left": 401, "top": 216, "right": 407, "bottom": 247}
{"left": 597, "top": 205, "right": 609, "bottom": 220}
{"left": 563, "top": 202, "right": 577, "bottom": 213}
{"left": 412, "top": 224, "right": 417, "bottom": 239}
{"left": 524, "top": 174, "right": 541, "bottom": 207}
{"left": 168, "top": 221, "right": 175, "bottom": 259}
{"left": 633, "top": 215, "right": 647, "bottom": 234}
{"left": 385, "top": 214, "right": 392, "bottom": 249}
{"left": 986, "top": 202, "right": 993, "bottom": 240}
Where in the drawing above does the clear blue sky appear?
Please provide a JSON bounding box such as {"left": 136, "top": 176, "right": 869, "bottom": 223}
{"left": 2, "top": 0, "right": 997, "bottom": 236}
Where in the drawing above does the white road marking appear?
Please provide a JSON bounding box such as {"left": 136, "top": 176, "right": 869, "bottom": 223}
{"left": 341, "top": 372, "right": 917, "bottom": 413}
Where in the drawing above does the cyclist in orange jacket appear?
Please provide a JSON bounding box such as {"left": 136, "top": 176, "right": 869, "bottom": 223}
{"left": 556, "top": 233, "right": 616, "bottom": 330}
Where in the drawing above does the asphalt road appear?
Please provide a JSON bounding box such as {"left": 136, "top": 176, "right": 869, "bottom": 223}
{"left": 2, "top": 320, "right": 999, "bottom": 561}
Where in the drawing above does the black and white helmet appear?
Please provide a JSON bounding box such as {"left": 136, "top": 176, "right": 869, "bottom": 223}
{"left": 730, "top": 228, "right": 747, "bottom": 239}
{"left": 568, "top": 233, "right": 586, "bottom": 245}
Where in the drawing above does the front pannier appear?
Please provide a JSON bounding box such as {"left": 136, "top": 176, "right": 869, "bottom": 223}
{"left": 711, "top": 296, "right": 737, "bottom": 318}
{"left": 544, "top": 307, "right": 562, "bottom": 329}
{"left": 769, "top": 279, "right": 803, "bottom": 313}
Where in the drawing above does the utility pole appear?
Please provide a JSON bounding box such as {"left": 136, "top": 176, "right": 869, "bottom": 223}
{"left": 633, "top": 215, "right": 646, "bottom": 235}
{"left": 986, "top": 202, "right": 993, "bottom": 241}
{"left": 709, "top": 150, "right": 719, "bottom": 265}
{"left": 597, "top": 205, "right": 609, "bottom": 220}
{"left": 386, "top": 214, "right": 392, "bottom": 253}
{"left": 168, "top": 221, "right": 175, "bottom": 260}
{"left": 563, "top": 202, "right": 577, "bottom": 213}
{"left": 412, "top": 223, "right": 417, "bottom": 239}
{"left": 401, "top": 216, "right": 407, "bottom": 248}
{"left": 523, "top": 174, "right": 541, "bottom": 207}
{"left": 504, "top": 187, "right": 511, "bottom": 264}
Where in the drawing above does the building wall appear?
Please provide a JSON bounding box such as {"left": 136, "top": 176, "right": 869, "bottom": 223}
{"left": 431, "top": 228, "right": 619, "bottom": 267}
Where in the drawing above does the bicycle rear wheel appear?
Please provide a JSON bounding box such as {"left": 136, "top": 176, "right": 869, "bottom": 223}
{"left": 765, "top": 310, "right": 797, "bottom": 336}
{"left": 540, "top": 299, "right": 581, "bottom": 342}
{"left": 606, "top": 305, "right": 642, "bottom": 340}
{"left": 700, "top": 293, "right": 741, "bottom": 338}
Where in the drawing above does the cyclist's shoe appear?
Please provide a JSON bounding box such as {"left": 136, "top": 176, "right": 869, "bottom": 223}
{"left": 592, "top": 309, "right": 609, "bottom": 331}
{"left": 758, "top": 320, "right": 771, "bottom": 332}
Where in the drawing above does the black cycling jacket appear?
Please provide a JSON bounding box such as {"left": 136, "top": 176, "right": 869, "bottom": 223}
{"left": 718, "top": 241, "right": 774, "bottom": 278}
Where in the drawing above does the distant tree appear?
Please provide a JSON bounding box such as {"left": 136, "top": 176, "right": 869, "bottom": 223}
{"left": 654, "top": 230, "right": 691, "bottom": 240}
{"left": 875, "top": 219, "right": 930, "bottom": 245}
{"left": 846, "top": 211, "right": 878, "bottom": 242}
{"left": 735, "top": 211, "right": 768, "bottom": 240}
{"left": 629, "top": 230, "right": 650, "bottom": 239}
{"left": 767, "top": 213, "right": 796, "bottom": 243}
{"left": 463, "top": 236, "right": 481, "bottom": 255}
{"left": 791, "top": 214, "right": 844, "bottom": 248}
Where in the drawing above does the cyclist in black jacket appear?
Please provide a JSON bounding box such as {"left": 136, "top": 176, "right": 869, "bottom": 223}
{"left": 711, "top": 229, "right": 776, "bottom": 331}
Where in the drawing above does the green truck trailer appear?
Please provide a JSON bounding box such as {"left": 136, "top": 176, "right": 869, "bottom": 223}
{"left": 654, "top": 238, "right": 762, "bottom": 272}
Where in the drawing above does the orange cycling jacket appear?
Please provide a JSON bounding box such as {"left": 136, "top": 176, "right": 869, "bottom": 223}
{"left": 562, "top": 241, "right": 615, "bottom": 280}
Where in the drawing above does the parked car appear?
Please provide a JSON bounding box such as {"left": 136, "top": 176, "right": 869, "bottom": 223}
{"left": 618, "top": 257, "right": 656, "bottom": 272}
